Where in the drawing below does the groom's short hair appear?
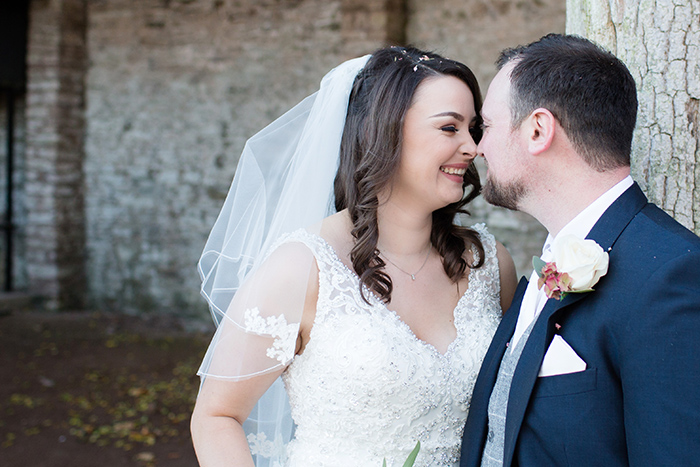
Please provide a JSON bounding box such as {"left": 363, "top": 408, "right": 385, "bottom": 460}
{"left": 497, "top": 33, "right": 637, "bottom": 171}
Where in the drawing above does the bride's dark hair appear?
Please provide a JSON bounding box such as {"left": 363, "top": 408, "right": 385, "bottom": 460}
{"left": 334, "top": 46, "right": 485, "bottom": 304}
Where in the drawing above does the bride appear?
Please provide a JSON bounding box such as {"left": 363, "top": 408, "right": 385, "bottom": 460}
{"left": 190, "top": 46, "right": 517, "bottom": 466}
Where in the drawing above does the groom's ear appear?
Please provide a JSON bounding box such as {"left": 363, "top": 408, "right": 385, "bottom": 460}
{"left": 523, "top": 108, "right": 556, "bottom": 155}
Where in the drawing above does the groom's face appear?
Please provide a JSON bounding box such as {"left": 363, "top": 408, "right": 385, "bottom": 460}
{"left": 477, "top": 64, "right": 528, "bottom": 211}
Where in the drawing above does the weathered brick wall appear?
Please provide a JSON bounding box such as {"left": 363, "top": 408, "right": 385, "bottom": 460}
{"left": 20, "top": 0, "right": 565, "bottom": 315}
{"left": 83, "top": 0, "right": 406, "bottom": 315}
{"left": 407, "top": 0, "right": 566, "bottom": 277}
{"left": 25, "top": 0, "right": 88, "bottom": 309}
{"left": 407, "top": 0, "right": 567, "bottom": 87}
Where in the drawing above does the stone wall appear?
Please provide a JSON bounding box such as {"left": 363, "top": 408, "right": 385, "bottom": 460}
{"left": 407, "top": 0, "right": 567, "bottom": 86}
{"left": 83, "top": 0, "right": 414, "bottom": 315}
{"left": 17, "top": 0, "right": 565, "bottom": 316}
{"left": 84, "top": 0, "right": 339, "bottom": 314}
{"left": 24, "top": 0, "right": 88, "bottom": 309}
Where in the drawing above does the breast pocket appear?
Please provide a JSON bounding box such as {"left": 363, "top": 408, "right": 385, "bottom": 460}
{"left": 532, "top": 367, "right": 597, "bottom": 398}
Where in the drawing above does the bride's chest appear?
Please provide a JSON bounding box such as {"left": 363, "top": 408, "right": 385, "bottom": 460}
{"left": 285, "top": 294, "right": 496, "bottom": 401}
{"left": 283, "top": 250, "right": 499, "bottom": 398}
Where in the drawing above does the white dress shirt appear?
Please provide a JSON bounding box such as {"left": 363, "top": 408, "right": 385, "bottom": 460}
{"left": 510, "top": 175, "right": 634, "bottom": 352}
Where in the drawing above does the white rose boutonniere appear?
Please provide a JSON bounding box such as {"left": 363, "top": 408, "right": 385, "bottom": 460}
{"left": 533, "top": 234, "right": 609, "bottom": 300}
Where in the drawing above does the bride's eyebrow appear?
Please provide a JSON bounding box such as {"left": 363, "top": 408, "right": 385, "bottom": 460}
{"left": 429, "top": 111, "right": 464, "bottom": 121}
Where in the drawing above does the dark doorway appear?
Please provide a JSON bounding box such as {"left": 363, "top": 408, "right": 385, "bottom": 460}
{"left": 0, "top": 1, "right": 29, "bottom": 292}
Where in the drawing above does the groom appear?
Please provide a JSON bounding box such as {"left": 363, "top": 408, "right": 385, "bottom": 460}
{"left": 460, "top": 34, "right": 700, "bottom": 466}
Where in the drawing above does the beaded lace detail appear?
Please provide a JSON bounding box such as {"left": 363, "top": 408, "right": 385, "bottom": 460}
{"left": 243, "top": 307, "right": 299, "bottom": 363}
{"left": 247, "top": 432, "right": 284, "bottom": 459}
{"left": 259, "top": 224, "right": 501, "bottom": 467}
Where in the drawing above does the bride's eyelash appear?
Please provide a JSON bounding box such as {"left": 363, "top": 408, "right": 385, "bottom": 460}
{"left": 441, "top": 125, "right": 458, "bottom": 133}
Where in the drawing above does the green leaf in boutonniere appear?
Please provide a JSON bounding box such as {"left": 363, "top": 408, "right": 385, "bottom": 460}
{"left": 533, "top": 255, "right": 572, "bottom": 300}
{"left": 383, "top": 441, "right": 420, "bottom": 467}
{"left": 533, "top": 256, "right": 547, "bottom": 278}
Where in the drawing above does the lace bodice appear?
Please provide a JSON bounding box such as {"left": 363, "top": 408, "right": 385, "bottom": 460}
{"left": 256, "top": 224, "right": 501, "bottom": 466}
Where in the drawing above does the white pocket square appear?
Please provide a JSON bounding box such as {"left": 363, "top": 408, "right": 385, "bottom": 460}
{"left": 538, "top": 334, "right": 587, "bottom": 377}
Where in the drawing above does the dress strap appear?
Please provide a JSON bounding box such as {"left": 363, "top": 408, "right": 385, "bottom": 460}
{"left": 264, "top": 228, "right": 336, "bottom": 270}
{"left": 471, "top": 223, "right": 497, "bottom": 268}
{"left": 468, "top": 223, "right": 501, "bottom": 296}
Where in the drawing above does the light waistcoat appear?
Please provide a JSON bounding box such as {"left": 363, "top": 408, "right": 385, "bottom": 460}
{"left": 480, "top": 319, "right": 536, "bottom": 466}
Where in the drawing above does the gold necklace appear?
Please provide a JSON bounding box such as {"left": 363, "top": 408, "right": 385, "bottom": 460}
{"left": 380, "top": 245, "right": 432, "bottom": 281}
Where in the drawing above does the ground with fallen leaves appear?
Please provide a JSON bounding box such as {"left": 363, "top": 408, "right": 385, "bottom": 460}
{"left": 0, "top": 311, "right": 212, "bottom": 466}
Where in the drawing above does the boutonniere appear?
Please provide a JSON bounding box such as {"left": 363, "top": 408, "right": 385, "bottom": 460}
{"left": 533, "top": 234, "right": 609, "bottom": 300}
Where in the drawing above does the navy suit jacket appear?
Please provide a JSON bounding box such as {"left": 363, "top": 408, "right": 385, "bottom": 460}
{"left": 460, "top": 183, "right": 700, "bottom": 466}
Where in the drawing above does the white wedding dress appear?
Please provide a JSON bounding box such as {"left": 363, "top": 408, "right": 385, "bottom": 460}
{"left": 246, "top": 223, "right": 502, "bottom": 467}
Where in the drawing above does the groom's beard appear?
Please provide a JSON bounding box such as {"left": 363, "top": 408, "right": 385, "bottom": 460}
{"left": 482, "top": 175, "right": 526, "bottom": 211}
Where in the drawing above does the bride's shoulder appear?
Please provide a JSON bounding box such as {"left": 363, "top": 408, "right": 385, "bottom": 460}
{"left": 263, "top": 210, "right": 353, "bottom": 266}
{"left": 317, "top": 209, "right": 355, "bottom": 264}
{"left": 319, "top": 209, "right": 353, "bottom": 240}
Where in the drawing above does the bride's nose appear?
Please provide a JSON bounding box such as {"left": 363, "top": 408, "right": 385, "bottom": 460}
{"left": 460, "top": 133, "right": 478, "bottom": 161}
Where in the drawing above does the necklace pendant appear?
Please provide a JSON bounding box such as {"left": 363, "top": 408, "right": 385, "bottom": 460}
{"left": 411, "top": 274, "right": 416, "bottom": 280}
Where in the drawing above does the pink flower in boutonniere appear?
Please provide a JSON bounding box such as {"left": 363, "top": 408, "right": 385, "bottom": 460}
{"left": 535, "top": 261, "right": 573, "bottom": 300}
{"left": 533, "top": 234, "right": 609, "bottom": 300}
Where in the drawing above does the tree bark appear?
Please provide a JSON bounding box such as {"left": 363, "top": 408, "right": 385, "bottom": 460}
{"left": 567, "top": 0, "right": 700, "bottom": 234}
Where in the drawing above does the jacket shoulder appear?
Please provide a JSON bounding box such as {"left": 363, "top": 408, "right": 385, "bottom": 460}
{"left": 636, "top": 203, "right": 700, "bottom": 252}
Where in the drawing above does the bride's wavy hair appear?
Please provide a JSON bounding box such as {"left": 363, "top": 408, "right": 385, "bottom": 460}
{"left": 334, "top": 46, "right": 485, "bottom": 304}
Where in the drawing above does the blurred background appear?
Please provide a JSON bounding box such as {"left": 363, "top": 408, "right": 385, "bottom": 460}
{"left": 0, "top": 0, "right": 564, "bottom": 318}
{"left": 0, "top": 0, "right": 589, "bottom": 465}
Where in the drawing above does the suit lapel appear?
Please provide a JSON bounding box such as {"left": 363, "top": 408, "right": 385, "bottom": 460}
{"left": 501, "top": 183, "right": 648, "bottom": 466}
{"left": 461, "top": 276, "right": 528, "bottom": 467}
{"left": 482, "top": 276, "right": 529, "bottom": 385}
{"left": 502, "top": 291, "right": 588, "bottom": 465}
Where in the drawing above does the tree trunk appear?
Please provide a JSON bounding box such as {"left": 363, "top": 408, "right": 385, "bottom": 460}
{"left": 566, "top": 0, "right": 700, "bottom": 235}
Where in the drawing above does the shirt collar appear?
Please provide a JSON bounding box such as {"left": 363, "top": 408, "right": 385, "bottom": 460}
{"left": 542, "top": 175, "right": 633, "bottom": 254}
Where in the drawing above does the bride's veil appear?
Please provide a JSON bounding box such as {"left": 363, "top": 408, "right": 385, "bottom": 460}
{"left": 196, "top": 54, "right": 371, "bottom": 466}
